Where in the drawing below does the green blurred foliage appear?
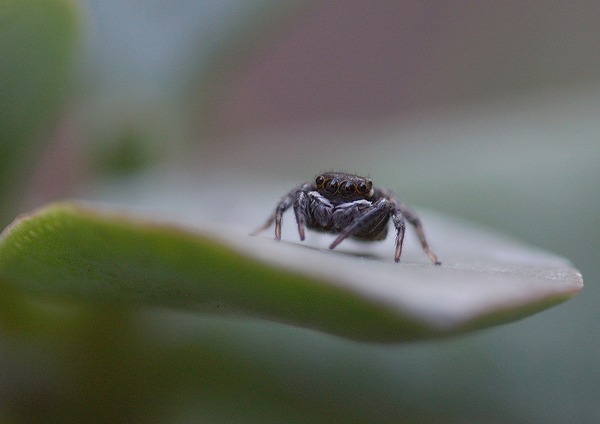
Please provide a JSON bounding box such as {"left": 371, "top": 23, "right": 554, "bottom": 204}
{"left": 91, "top": 126, "right": 161, "bottom": 177}
{"left": 0, "top": 0, "right": 80, "bottom": 224}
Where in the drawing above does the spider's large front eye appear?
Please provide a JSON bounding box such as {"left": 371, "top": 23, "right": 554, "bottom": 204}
{"left": 315, "top": 175, "right": 325, "bottom": 187}
{"left": 339, "top": 181, "right": 355, "bottom": 197}
{"left": 323, "top": 178, "right": 338, "bottom": 194}
{"left": 357, "top": 180, "right": 373, "bottom": 195}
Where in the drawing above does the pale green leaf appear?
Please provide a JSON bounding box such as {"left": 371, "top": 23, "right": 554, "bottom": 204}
{"left": 0, "top": 201, "right": 582, "bottom": 342}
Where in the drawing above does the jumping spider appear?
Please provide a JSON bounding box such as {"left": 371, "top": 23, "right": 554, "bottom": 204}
{"left": 253, "top": 172, "right": 441, "bottom": 264}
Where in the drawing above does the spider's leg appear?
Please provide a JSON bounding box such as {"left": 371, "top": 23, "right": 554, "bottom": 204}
{"left": 329, "top": 199, "right": 392, "bottom": 250}
{"left": 292, "top": 190, "right": 310, "bottom": 241}
{"left": 391, "top": 211, "right": 406, "bottom": 263}
{"left": 389, "top": 195, "right": 440, "bottom": 265}
{"left": 251, "top": 187, "right": 301, "bottom": 240}
{"left": 250, "top": 213, "right": 276, "bottom": 236}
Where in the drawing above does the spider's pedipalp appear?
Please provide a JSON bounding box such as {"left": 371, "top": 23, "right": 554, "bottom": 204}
{"left": 329, "top": 198, "right": 393, "bottom": 251}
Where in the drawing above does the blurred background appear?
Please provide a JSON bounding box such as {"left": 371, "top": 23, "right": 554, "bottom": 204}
{"left": 1, "top": 0, "right": 599, "bottom": 422}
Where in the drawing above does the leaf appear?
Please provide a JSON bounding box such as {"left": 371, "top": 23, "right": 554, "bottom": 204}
{"left": 0, "top": 201, "right": 582, "bottom": 342}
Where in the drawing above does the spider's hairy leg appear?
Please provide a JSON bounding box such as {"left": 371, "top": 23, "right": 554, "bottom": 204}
{"left": 391, "top": 211, "right": 406, "bottom": 263}
{"left": 251, "top": 187, "right": 299, "bottom": 240}
{"left": 329, "top": 199, "right": 392, "bottom": 251}
{"left": 394, "top": 199, "right": 441, "bottom": 265}
{"left": 250, "top": 212, "right": 275, "bottom": 236}
{"left": 292, "top": 190, "right": 309, "bottom": 241}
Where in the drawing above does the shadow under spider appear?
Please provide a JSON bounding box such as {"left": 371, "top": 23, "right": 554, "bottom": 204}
{"left": 278, "top": 238, "right": 384, "bottom": 261}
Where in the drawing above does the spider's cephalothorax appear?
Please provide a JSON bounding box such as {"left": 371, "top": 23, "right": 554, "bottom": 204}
{"left": 252, "top": 172, "right": 440, "bottom": 264}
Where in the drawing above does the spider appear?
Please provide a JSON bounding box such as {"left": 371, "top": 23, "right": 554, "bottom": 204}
{"left": 252, "top": 172, "right": 441, "bottom": 264}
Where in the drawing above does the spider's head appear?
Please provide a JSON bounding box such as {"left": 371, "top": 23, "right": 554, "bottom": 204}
{"left": 314, "top": 172, "right": 374, "bottom": 201}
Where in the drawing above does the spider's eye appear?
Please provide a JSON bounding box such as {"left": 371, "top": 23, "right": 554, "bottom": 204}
{"left": 339, "top": 181, "right": 355, "bottom": 197}
{"left": 315, "top": 175, "right": 325, "bottom": 187}
{"left": 323, "top": 178, "right": 338, "bottom": 194}
{"left": 357, "top": 181, "right": 369, "bottom": 194}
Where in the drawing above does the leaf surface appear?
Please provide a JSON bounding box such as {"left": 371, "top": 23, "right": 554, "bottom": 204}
{"left": 0, "top": 202, "right": 582, "bottom": 342}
